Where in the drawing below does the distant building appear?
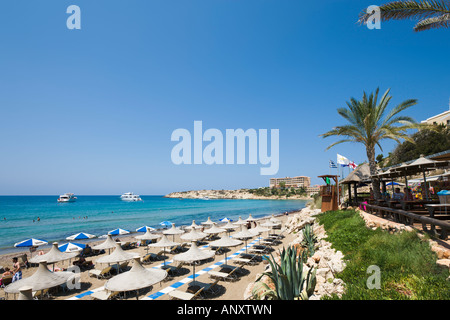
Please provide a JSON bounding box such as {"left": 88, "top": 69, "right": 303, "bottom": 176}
{"left": 421, "top": 102, "right": 450, "bottom": 126}
{"left": 269, "top": 176, "right": 311, "bottom": 188}
{"left": 306, "top": 185, "right": 320, "bottom": 195}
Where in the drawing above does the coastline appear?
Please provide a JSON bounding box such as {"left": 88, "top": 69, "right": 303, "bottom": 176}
{"left": 0, "top": 209, "right": 302, "bottom": 300}
{"left": 165, "top": 189, "right": 313, "bottom": 201}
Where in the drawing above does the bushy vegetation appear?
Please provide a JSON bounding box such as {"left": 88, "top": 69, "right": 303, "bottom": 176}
{"left": 247, "top": 186, "right": 308, "bottom": 198}
{"left": 316, "top": 209, "right": 450, "bottom": 300}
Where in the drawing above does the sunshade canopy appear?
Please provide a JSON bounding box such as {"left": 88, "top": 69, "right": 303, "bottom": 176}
{"left": 66, "top": 232, "right": 96, "bottom": 241}
{"left": 203, "top": 224, "right": 226, "bottom": 235}
{"left": 108, "top": 228, "right": 130, "bottom": 236}
{"left": 180, "top": 228, "right": 207, "bottom": 241}
{"left": 173, "top": 242, "right": 215, "bottom": 263}
{"left": 208, "top": 235, "right": 242, "bottom": 248}
{"left": 29, "top": 242, "right": 79, "bottom": 264}
{"left": 4, "top": 261, "right": 75, "bottom": 294}
{"left": 232, "top": 226, "right": 255, "bottom": 239}
{"left": 104, "top": 257, "right": 167, "bottom": 292}
{"left": 135, "top": 228, "right": 161, "bottom": 241}
{"left": 14, "top": 238, "right": 48, "bottom": 248}
{"left": 92, "top": 234, "right": 117, "bottom": 251}
{"left": 148, "top": 234, "right": 180, "bottom": 248}
{"left": 58, "top": 242, "right": 86, "bottom": 253}
{"left": 96, "top": 242, "right": 140, "bottom": 264}
{"left": 163, "top": 224, "right": 184, "bottom": 235}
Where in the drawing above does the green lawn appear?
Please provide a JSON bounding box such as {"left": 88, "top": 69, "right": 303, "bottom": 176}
{"left": 315, "top": 209, "right": 450, "bottom": 300}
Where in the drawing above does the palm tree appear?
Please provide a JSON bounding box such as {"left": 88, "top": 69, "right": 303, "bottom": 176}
{"left": 320, "top": 88, "right": 422, "bottom": 199}
{"left": 358, "top": 0, "right": 450, "bottom": 32}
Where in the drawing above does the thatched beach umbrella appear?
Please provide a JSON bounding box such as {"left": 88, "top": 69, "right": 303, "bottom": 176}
{"left": 4, "top": 261, "right": 75, "bottom": 296}
{"left": 163, "top": 223, "right": 185, "bottom": 242}
{"left": 96, "top": 242, "right": 140, "bottom": 271}
{"left": 29, "top": 242, "right": 79, "bottom": 270}
{"left": 221, "top": 221, "right": 236, "bottom": 234}
{"left": 185, "top": 220, "right": 203, "bottom": 230}
{"left": 232, "top": 226, "right": 255, "bottom": 254}
{"left": 135, "top": 228, "right": 161, "bottom": 253}
{"left": 233, "top": 216, "right": 247, "bottom": 230}
{"left": 201, "top": 217, "right": 214, "bottom": 226}
{"left": 208, "top": 236, "right": 242, "bottom": 268}
{"left": 17, "top": 286, "right": 33, "bottom": 300}
{"left": 104, "top": 257, "right": 167, "bottom": 298}
{"left": 173, "top": 242, "right": 215, "bottom": 286}
{"left": 245, "top": 214, "right": 257, "bottom": 222}
{"left": 148, "top": 235, "right": 180, "bottom": 266}
{"left": 269, "top": 215, "right": 282, "bottom": 226}
{"left": 92, "top": 234, "right": 117, "bottom": 253}
{"left": 203, "top": 223, "right": 226, "bottom": 236}
{"left": 180, "top": 228, "right": 207, "bottom": 243}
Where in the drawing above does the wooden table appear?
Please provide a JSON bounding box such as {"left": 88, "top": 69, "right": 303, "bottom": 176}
{"left": 401, "top": 200, "right": 439, "bottom": 210}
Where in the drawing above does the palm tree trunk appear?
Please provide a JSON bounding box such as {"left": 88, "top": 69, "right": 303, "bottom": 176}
{"left": 366, "top": 146, "right": 381, "bottom": 200}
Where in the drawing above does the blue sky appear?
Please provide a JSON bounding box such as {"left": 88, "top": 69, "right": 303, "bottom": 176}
{"left": 0, "top": 0, "right": 449, "bottom": 195}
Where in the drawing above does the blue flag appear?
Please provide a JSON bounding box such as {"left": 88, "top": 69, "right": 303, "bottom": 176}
{"left": 329, "top": 160, "right": 337, "bottom": 168}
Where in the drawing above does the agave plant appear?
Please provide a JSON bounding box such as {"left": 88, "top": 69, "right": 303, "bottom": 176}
{"left": 358, "top": 0, "right": 450, "bottom": 32}
{"left": 254, "top": 246, "right": 316, "bottom": 300}
{"left": 301, "top": 223, "right": 318, "bottom": 257}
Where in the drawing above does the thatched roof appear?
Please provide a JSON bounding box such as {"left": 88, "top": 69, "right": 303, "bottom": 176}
{"left": 340, "top": 163, "right": 371, "bottom": 184}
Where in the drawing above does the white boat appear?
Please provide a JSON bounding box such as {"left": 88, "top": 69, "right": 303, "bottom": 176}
{"left": 120, "top": 192, "right": 142, "bottom": 202}
{"left": 57, "top": 193, "right": 77, "bottom": 203}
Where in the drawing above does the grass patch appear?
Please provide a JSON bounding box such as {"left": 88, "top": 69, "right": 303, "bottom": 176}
{"left": 316, "top": 209, "right": 450, "bottom": 300}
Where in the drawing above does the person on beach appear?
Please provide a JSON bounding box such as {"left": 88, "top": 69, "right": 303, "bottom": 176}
{"left": 12, "top": 257, "right": 22, "bottom": 282}
{"left": 0, "top": 267, "right": 12, "bottom": 286}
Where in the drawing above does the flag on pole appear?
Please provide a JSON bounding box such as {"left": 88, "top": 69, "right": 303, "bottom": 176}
{"left": 349, "top": 161, "right": 357, "bottom": 169}
{"left": 329, "top": 160, "right": 337, "bottom": 169}
{"left": 337, "top": 154, "right": 350, "bottom": 166}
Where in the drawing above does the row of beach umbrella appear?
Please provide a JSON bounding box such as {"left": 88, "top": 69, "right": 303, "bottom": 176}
{"left": 6, "top": 214, "right": 284, "bottom": 299}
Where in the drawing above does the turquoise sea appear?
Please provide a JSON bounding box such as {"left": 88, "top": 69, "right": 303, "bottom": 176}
{"left": 0, "top": 196, "right": 308, "bottom": 255}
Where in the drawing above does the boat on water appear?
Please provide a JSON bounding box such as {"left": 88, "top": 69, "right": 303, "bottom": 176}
{"left": 120, "top": 192, "right": 142, "bottom": 202}
{"left": 57, "top": 193, "right": 77, "bottom": 203}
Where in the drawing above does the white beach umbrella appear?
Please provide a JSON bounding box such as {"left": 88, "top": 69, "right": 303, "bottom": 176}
{"left": 4, "top": 261, "right": 75, "bottom": 295}
{"left": 221, "top": 221, "right": 236, "bottom": 234}
{"left": 29, "top": 242, "right": 79, "bottom": 270}
{"left": 269, "top": 215, "right": 282, "bottom": 225}
{"left": 136, "top": 226, "right": 156, "bottom": 233}
{"left": 104, "top": 257, "right": 167, "bottom": 296}
{"left": 180, "top": 228, "right": 207, "bottom": 242}
{"left": 203, "top": 224, "right": 226, "bottom": 236}
{"left": 208, "top": 236, "right": 242, "bottom": 268}
{"left": 163, "top": 223, "right": 185, "bottom": 241}
{"left": 233, "top": 216, "right": 247, "bottom": 230}
{"left": 14, "top": 238, "right": 48, "bottom": 258}
{"left": 185, "top": 220, "right": 203, "bottom": 230}
{"left": 249, "top": 222, "right": 270, "bottom": 235}
{"left": 173, "top": 242, "right": 215, "bottom": 286}
{"left": 58, "top": 242, "right": 86, "bottom": 253}
{"left": 66, "top": 232, "right": 96, "bottom": 241}
{"left": 245, "top": 214, "right": 257, "bottom": 222}
{"left": 135, "top": 228, "right": 160, "bottom": 241}
{"left": 108, "top": 228, "right": 130, "bottom": 236}
{"left": 201, "top": 217, "right": 214, "bottom": 226}
{"left": 92, "top": 234, "right": 117, "bottom": 252}
{"left": 148, "top": 235, "right": 180, "bottom": 266}
{"left": 232, "top": 226, "right": 255, "bottom": 254}
{"left": 96, "top": 242, "right": 140, "bottom": 267}
{"left": 17, "top": 286, "right": 33, "bottom": 300}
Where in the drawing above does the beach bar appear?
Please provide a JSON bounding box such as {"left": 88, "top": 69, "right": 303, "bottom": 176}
{"left": 318, "top": 175, "right": 339, "bottom": 212}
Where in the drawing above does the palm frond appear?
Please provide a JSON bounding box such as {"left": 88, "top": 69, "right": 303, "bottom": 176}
{"left": 358, "top": 0, "right": 450, "bottom": 30}
{"left": 414, "top": 13, "right": 450, "bottom": 30}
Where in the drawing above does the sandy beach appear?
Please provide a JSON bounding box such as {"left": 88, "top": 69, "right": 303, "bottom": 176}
{"left": 0, "top": 211, "right": 298, "bottom": 301}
